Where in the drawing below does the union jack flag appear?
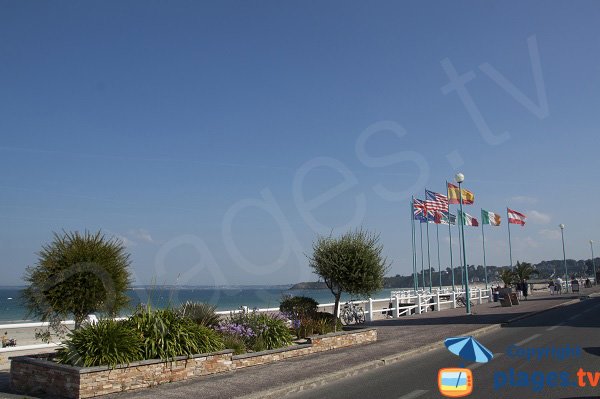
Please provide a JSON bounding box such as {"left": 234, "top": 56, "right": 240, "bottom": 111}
{"left": 425, "top": 189, "right": 449, "bottom": 213}
{"left": 413, "top": 198, "right": 429, "bottom": 222}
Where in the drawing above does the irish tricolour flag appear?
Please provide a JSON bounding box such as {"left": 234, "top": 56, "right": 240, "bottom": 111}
{"left": 481, "top": 209, "right": 501, "bottom": 226}
{"left": 459, "top": 211, "right": 479, "bottom": 226}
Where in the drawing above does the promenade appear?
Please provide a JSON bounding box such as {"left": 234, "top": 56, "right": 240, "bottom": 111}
{"left": 1, "top": 286, "right": 597, "bottom": 399}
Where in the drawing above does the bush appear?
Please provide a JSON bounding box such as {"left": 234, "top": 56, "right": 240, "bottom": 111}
{"left": 312, "top": 312, "right": 342, "bottom": 335}
{"left": 294, "top": 312, "right": 342, "bottom": 338}
{"left": 258, "top": 314, "right": 293, "bottom": 350}
{"left": 127, "top": 306, "right": 224, "bottom": 360}
{"left": 220, "top": 310, "right": 293, "bottom": 351}
{"left": 220, "top": 333, "right": 247, "bottom": 355}
{"left": 279, "top": 296, "right": 319, "bottom": 321}
{"left": 177, "top": 301, "right": 221, "bottom": 327}
{"left": 56, "top": 319, "right": 142, "bottom": 367}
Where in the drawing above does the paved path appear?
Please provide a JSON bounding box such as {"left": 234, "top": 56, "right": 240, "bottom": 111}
{"left": 287, "top": 295, "right": 600, "bottom": 399}
{"left": 1, "top": 287, "right": 597, "bottom": 399}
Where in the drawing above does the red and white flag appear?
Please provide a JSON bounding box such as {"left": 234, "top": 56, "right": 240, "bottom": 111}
{"left": 507, "top": 208, "right": 526, "bottom": 226}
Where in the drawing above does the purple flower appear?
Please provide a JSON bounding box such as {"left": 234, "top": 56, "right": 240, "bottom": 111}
{"left": 216, "top": 322, "right": 256, "bottom": 338}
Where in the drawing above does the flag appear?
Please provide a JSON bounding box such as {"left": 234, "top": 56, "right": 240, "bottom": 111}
{"left": 507, "top": 208, "right": 526, "bottom": 226}
{"left": 435, "top": 210, "right": 456, "bottom": 225}
{"left": 459, "top": 211, "right": 479, "bottom": 226}
{"left": 481, "top": 209, "right": 501, "bottom": 226}
{"left": 447, "top": 182, "right": 474, "bottom": 205}
{"left": 447, "top": 212, "right": 457, "bottom": 225}
{"left": 425, "top": 189, "right": 449, "bottom": 212}
{"left": 413, "top": 199, "right": 429, "bottom": 222}
{"left": 434, "top": 210, "right": 445, "bottom": 224}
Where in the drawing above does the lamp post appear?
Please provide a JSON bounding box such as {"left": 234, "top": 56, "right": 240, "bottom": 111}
{"left": 559, "top": 224, "right": 568, "bottom": 293}
{"left": 456, "top": 172, "right": 471, "bottom": 314}
{"left": 590, "top": 240, "right": 597, "bottom": 286}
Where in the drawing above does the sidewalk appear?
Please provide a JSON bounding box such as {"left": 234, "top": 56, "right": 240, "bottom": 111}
{"left": 1, "top": 287, "right": 598, "bottom": 399}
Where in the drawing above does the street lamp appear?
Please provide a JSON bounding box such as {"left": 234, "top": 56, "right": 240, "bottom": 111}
{"left": 455, "top": 172, "right": 471, "bottom": 314}
{"left": 590, "top": 240, "right": 597, "bottom": 286}
{"left": 559, "top": 224, "right": 568, "bottom": 293}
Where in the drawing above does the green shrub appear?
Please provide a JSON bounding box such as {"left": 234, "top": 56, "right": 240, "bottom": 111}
{"left": 177, "top": 301, "right": 221, "bottom": 327}
{"left": 294, "top": 312, "right": 342, "bottom": 338}
{"left": 279, "top": 296, "right": 318, "bottom": 320}
{"left": 226, "top": 311, "right": 293, "bottom": 351}
{"left": 312, "top": 312, "right": 342, "bottom": 335}
{"left": 220, "top": 333, "right": 247, "bottom": 355}
{"left": 127, "top": 306, "right": 224, "bottom": 360}
{"left": 56, "top": 319, "right": 142, "bottom": 367}
{"left": 194, "top": 325, "right": 225, "bottom": 353}
{"left": 258, "top": 314, "right": 293, "bottom": 350}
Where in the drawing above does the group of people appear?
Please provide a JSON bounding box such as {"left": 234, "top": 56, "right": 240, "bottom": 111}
{"left": 1, "top": 331, "right": 17, "bottom": 348}
{"left": 548, "top": 277, "right": 592, "bottom": 294}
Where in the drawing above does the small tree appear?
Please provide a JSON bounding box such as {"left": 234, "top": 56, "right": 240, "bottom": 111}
{"left": 514, "top": 261, "right": 538, "bottom": 283}
{"left": 308, "top": 229, "right": 389, "bottom": 325}
{"left": 23, "top": 231, "right": 133, "bottom": 333}
{"left": 499, "top": 269, "right": 515, "bottom": 288}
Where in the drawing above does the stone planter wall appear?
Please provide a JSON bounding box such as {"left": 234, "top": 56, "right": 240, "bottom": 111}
{"left": 11, "top": 328, "right": 377, "bottom": 399}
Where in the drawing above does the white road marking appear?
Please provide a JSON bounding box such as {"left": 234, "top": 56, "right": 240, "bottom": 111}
{"left": 467, "top": 353, "right": 503, "bottom": 370}
{"left": 515, "top": 334, "right": 541, "bottom": 346}
{"left": 546, "top": 322, "right": 565, "bottom": 331}
{"left": 398, "top": 389, "right": 428, "bottom": 399}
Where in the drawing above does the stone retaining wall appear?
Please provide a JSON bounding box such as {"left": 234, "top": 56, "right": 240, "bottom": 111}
{"left": 10, "top": 328, "right": 377, "bottom": 398}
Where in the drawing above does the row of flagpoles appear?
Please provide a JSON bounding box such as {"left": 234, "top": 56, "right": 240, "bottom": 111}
{"left": 410, "top": 181, "right": 527, "bottom": 293}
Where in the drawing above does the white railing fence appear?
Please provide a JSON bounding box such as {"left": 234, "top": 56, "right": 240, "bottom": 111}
{"left": 1, "top": 288, "right": 493, "bottom": 354}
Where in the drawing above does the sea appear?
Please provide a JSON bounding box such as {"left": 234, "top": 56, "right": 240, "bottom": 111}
{"left": 0, "top": 286, "right": 406, "bottom": 323}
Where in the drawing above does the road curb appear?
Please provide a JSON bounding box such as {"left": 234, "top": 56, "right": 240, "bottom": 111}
{"left": 236, "top": 296, "right": 592, "bottom": 399}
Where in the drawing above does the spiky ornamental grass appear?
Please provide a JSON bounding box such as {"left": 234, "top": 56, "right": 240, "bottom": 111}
{"left": 177, "top": 301, "right": 221, "bottom": 328}
{"left": 127, "top": 307, "right": 224, "bottom": 361}
{"left": 56, "top": 319, "right": 143, "bottom": 368}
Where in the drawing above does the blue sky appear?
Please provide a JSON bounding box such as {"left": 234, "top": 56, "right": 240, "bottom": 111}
{"left": 1, "top": 1, "right": 599, "bottom": 286}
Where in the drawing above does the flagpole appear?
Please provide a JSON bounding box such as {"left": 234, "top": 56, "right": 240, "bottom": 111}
{"left": 425, "top": 189, "right": 432, "bottom": 293}
{"left": 411, "top": 197, "right": 417, "bottom": 293}
{"left": 420, "top": 221, "right": 425, "bottom": 290}
{"left": 456, "top": 173, "right": 471, "bottom": 314}
{"left": 448, "top": 214, "right": 455, "bottom": 292}
{"left": 507, "top": 208, "right": 514, "bottom": 269}
{"left": 458, "top": 221, "right": 464, "bottom": 290}
{"left": 481, "top": 209, "right": 488, "bottom": 290}
{"left": 426, "top": 218, "right": 432, "bottom": 293}
{"left": 436, "top": 222, "right": 442, "bottom": 289}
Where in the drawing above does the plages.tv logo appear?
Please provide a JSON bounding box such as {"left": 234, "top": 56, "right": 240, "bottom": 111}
{"left": 438, "top": 336, "right": 494, "bottom": 398}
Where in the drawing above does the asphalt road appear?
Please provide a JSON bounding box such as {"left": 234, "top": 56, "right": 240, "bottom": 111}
{"left": 287, "top": 296, "right": 600, "bottom": 399}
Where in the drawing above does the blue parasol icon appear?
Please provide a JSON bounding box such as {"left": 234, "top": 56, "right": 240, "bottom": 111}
{"left": 444, "top": 336, "right": 493, "bottom": 363}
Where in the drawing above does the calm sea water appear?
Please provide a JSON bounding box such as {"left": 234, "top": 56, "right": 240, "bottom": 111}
{"left": 0, "top": 287, "right": 403, "bottom": 323}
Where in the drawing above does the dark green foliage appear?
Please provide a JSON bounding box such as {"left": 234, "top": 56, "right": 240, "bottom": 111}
{"left": 499, "top": 269, "right": 515, "bottom": 288}
{"left": 514, "top": 261, "right": 538, "bottom": 283}
{"left": 309, "top": 229, "right": 389, "bottom": 323}
{"left": 295, "top": 312, "right": 342, "bottom": 338}
{"left": 312, "top": 312, "right": 342, "bottom": 334}
{"left": 177, "top": 301, "right": 221, "bottom": 327}
{"left": 23, "top": 231, "right": 132, "bottom": 332}
{"left": 220, "top": 333, "right": 247, "bottom": 355}
{"left": 257, "top": 314, "right": 294, "bottom": 350}
{"left": 55, "top": 319, "right": 143, "bottom": 367}
{"left": 227, "top": 311, "right": 293, "bottom": 351}
{"left": 126, "top": 307, "right": 224, "bottom": 360}
{"left": 279, "top": 296, "right": 318, "bottom": 320}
